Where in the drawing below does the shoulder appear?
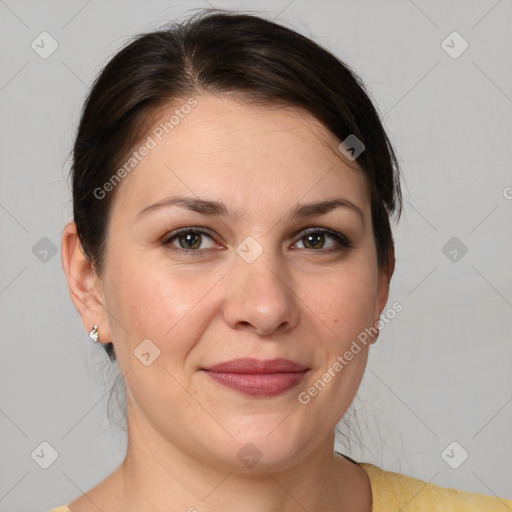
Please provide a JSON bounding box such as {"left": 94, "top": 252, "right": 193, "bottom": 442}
{"left": 359, "top": 462, "right": 512, "bottom": 512}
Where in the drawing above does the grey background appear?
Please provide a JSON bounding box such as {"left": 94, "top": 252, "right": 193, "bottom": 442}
{"left": 1, "top": 0, "right": 511, "bottom": 510}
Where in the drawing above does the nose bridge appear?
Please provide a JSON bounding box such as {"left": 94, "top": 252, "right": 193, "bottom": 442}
{"left": 237, "top": 242, "right": 282, "bottom": 291}
{"left": 222, "top": 235, "right": 299, "bottom": 335}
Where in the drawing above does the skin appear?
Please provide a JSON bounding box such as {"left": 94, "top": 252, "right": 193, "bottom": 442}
{"left": 62, "top": 94, "right": 394, "bottom": 512}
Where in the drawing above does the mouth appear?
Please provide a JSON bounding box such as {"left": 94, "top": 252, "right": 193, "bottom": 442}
{"left": 201, "top": 358, "right": 310, "bottom": 397}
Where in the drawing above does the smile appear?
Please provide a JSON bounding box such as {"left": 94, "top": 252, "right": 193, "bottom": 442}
{"left": 201, "top": 358, "right": 310, "bottom": 397}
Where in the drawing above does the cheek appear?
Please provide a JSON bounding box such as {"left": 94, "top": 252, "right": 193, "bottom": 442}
{"left": 301, "top": 269, "right": 375, "bottom": 415}
{"left": 103, "top": 255, "right": 222, "bottom": 362}
{"left": 308, "top": 264, "right": 378, "bottom": 348}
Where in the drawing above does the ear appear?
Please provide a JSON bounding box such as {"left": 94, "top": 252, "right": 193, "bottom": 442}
{"left": 369, "top": 242, "right": 396, "bottom": 342}
{"left": 377, "top": 242, "right": 395, "bottom": 312}
{"left": 61, "top": 221, "right": 111, "bottom": 343}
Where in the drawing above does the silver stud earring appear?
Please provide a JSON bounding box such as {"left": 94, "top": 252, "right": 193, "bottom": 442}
{"left": 89, "top": 325, "right": 99, "bottom": 342}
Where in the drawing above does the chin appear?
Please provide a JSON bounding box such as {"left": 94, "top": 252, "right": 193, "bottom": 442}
{"left": 201, "top": 422, "right": 313, "bottom": 473}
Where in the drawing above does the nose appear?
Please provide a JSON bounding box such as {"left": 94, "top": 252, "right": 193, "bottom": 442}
{"left": 221, "top": 245, "right": 300, "bottom": 337}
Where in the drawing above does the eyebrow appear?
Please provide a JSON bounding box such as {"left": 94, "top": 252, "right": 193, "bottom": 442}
{"left": 137, "top": 196, "right": 364, "bottom": 224}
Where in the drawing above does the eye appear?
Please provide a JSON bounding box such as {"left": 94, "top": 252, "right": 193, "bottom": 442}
{"left": 163, "top": 228, "right": 218, "bottom": 253}
{"left": 293, "top": 228, "right": 352, "bottom": 251}
{"left": 162, "top": 227, "right": 352, "bottom": 255}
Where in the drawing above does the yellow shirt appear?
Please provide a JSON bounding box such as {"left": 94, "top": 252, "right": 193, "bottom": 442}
{"left": 359, "top": 462, "right": 512, "bottom": 511}
{"left": 47, "top": 460, "right": 512, "bottom": 511}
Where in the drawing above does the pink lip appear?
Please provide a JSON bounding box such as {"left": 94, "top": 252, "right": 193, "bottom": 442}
{"left": 201, "top": 358, "right": 309, "bottom": 397}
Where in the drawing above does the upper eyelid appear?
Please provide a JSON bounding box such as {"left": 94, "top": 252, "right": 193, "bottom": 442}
{"left": 164, "top": 227, "right": 216, "bottom": 243}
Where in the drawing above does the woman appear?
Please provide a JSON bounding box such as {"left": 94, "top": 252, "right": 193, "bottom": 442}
{"left": 54, "top": 10, "right": 511, "bottom": 512}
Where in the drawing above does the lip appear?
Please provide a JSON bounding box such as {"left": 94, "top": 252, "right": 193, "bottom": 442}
{"left": 201, "top": 358, "right": 309, "bottom": 397}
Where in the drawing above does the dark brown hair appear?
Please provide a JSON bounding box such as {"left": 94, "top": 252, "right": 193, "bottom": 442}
{"left": 70, "top": 9, "right": 403, "bottom": 362}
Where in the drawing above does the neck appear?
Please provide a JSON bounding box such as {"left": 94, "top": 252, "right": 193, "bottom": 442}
{"left": 107, "top": 414, "right": 370, "bottom": 512}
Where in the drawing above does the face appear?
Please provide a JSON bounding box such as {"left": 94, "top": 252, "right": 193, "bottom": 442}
{"left": 89, "top": 94, "right": 390, "bottom": 471}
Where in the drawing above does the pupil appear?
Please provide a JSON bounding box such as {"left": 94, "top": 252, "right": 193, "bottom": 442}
{"left": 181, "top": 233, "right": 200, "bottom": 249}
{"left": 306, "top": 234, "right": 323, "bottom": 249}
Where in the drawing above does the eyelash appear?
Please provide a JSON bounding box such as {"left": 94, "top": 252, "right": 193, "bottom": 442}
{"left": 162, "top": 227, "right": 352, "bottom": 256}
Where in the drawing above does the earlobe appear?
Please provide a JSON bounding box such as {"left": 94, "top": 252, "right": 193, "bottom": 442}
{"left": 61, "top": 221, "right": 109, "bottom": 339}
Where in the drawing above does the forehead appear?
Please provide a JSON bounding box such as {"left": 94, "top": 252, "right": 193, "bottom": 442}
{"left": 110, "top": 94, "right": 370, "bottom": 219}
